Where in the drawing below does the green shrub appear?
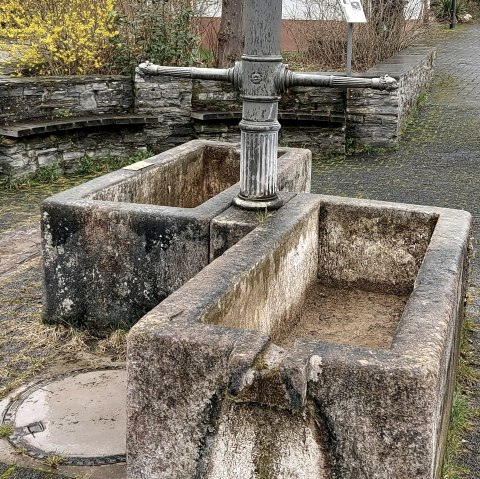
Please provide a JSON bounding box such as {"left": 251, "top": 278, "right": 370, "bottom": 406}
{"left": 113, "top": 0, "right": 200, "bottom": 73}
{"left": 435, "top": 0, "right": 468, "bottom": 19}
{"left": 0, "top": 0, "right": 118, "bottom": 75}
{"left": 0, "top": 0, "right": 200, "bottom": 75}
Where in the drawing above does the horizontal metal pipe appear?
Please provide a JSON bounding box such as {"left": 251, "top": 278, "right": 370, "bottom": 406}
{"left": 136, "top": 62, "right": 232, "bottom": 82}
{"left": 289, "top": 72, "right": 398, "bottom": 91}
{"left": 191, "top": 67, "right": 232, "bottom": 82}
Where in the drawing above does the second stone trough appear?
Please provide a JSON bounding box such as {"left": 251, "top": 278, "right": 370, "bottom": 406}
{"left": 127, "top": 193, "right": 471, "bottom": 479}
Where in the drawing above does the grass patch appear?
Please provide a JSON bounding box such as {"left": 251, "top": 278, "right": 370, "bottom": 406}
{"left": 399, "top": 88, "right": 430, "bottom": 137}
{"left": 255, "top": 208, "right": 270, "bottom": 225}
{"left": 0, "top": 423, "right": 13, "bottom": 437}
{"left": 0, "top": 150, "right": 154, "bottom": 190}
{"left": 442, "top": 390, "right": 472, "bottom": 479}
{"left": 345, "top": 137, "right": 391, "bottom": 156}
{"left": 42, "top": 453, "right": 64, "bottom": 469}
{"left": 0, "top": 466, "right": 16, "bottom": 479}
{"left": 457, "top": 316, "right": 479, "bottom": 384}
{"left": 442, "top": 314, "right": 480, "bottom": 479}
{"left": 73, "top": 150, "right": 152, "bottom": 176}
{"left": 0, "top": 258, "right": 127, "bottom": 400}
{"left": 96, "top": 329, "right": 128, "bottom": 361}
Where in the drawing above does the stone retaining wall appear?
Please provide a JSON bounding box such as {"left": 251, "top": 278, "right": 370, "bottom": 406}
{"left": 0, "top": 76, "right": 133, "bottom": 122}
{"left": 190, "top": 78, "right": 347, "bottom": 152}
{"left": 0, "top": 76, "right": 140, "bottom": 176}
{"left": 0, "top": 46, "right": 435, "bottom": 177}
{"left": 187, "top": 46, "right": 436, "bottom": 150}
{"left": 134, "top": 75, "right": 195, "bottom": 148}
{"left": 347, "top": 46, "right": 437, "bottom": 148}
{"left": 188, "top": 46, "right": 436, "bottom": 150}
{"left": 1, "top": 126, "right": 153, "bottom": 177}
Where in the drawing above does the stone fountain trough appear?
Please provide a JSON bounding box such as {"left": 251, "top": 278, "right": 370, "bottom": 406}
{"left": 41, "top": 140, "right": 311, "bottom": 329}
{"left": 127, "top": 193, "right": 471, "bottom": 479}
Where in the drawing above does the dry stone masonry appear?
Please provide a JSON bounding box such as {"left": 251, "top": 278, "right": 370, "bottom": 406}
{"left": 1, "top": 46, "right": 435, "bottom": 178}
{"left": 348, "top": 46, "right": 437, "bottom": 147}
{"left": 0, "top": 76, "right": 133, "bottom": 122}
{"left": 0, "top": 76, "right": 148, "bottom": 177}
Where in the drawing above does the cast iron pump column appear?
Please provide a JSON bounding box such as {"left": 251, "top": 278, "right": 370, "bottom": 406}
{"left": 137, "top": 0, "right": 398, "bottom": 210}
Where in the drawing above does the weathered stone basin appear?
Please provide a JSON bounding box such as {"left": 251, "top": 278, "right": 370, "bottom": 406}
{"left": 89, "top": 141, "right": 240, "bottom": 208}
{"left": 41, "top": 140, "right": 311, "bottom": 329}
{"left": 127, "top": 194, "right": 471, "bottom": 479}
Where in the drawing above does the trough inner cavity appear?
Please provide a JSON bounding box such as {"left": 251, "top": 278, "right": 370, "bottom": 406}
{"left": 275, "top": 281, "right": 409, "bottom": 349}
{"left": 205, "top": 206, "right": 437, "bottom": 351}
{"left": 90, "top": 145, "right": 240, "bottom": 208}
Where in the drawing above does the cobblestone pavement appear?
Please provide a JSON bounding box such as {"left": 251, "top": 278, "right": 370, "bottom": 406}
{"left": 311, "top": 23, "right": 480, "bottom": 478}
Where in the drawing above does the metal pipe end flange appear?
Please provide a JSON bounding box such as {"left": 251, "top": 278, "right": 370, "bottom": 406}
{"left": 233, "top": 195, "right": 284, "bottom": 211}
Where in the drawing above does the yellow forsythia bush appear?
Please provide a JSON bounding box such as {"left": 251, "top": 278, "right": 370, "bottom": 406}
{"left": 0, "top": 0, "right": 118, "bottom": 75}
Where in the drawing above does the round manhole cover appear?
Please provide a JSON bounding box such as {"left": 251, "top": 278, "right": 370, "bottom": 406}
{"left": 1, "top": 368, "right": 126, "bottom": 465}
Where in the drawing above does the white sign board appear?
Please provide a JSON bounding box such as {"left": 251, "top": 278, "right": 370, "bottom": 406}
{"left": 340, "top": 0, "right": 367, "bottom": 23}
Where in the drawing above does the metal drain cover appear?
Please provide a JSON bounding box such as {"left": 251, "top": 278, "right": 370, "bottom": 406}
{"left": 2, "top": 368, "right": 126, "bottom": 465}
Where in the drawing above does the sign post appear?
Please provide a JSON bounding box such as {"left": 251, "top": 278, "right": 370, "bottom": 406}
{"left": 450, "top": 0, "right": 457, "bottom": 29}
{"left": 340, "top": 0, "right": 367, "bottom": 75}
{"left": 346, "top": 22, "right": 353, "bottom": 76}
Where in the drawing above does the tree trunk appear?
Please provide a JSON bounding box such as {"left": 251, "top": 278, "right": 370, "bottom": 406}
{"left": 216, "top": 0, "right": 245, "bottom": 67}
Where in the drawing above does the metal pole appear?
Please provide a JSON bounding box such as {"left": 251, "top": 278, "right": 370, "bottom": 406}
{"left": 346, "top": 22, "right": 353, "bottom": 76}
{"left": 232, "top": 0, "right": 284, "bottom": 210}
{"left": 450, "top": 0, "right": 457, "bottom": 29}
{"left": 135, "top": 0, "right": 399, "bottom": 211}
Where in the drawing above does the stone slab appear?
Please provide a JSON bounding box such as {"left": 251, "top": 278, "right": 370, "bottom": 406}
{"left": 191, "top": 110, "right": 344, "bottom": 124}
{"left": 0, "top": 115, "right": 159, "bottom": 138}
